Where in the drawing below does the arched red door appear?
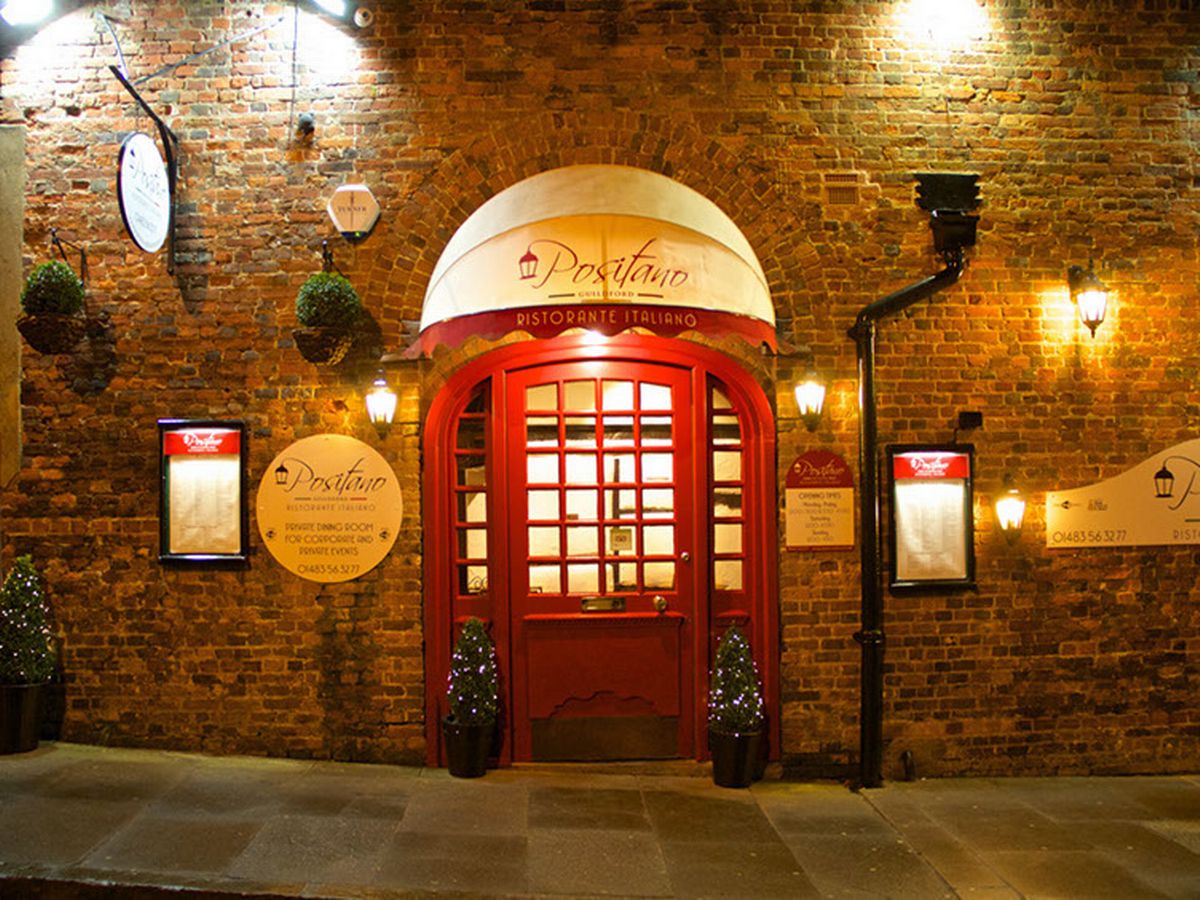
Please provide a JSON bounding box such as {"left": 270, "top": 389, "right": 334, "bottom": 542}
{"left": 423, "top": 336, "right": 778, "bottom": 766}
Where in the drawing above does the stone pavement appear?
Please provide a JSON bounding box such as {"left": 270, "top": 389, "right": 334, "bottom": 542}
{"left": 0, "top": 743, "right": 1197, "bottom": 898}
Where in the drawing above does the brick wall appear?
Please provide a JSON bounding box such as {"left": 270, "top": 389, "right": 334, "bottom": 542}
{"left": 1, "top": 1, "right": 1196, "bottom": 776}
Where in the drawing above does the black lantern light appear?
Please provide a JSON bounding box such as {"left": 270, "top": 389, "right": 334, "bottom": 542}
{"left": 793, "top": 370, "right": 826, "bottom": 433}
{"left": 274, "top": 462, "right": 289, "bottom": 485}
{"left": 994, "top": 480, "right": 1027, "bottom": 542}
{"left": 1067, "top": 261, "right": 1109, "bottom": 337}
{"left": 365, "top": 369, "right": 397, "bottom": 436}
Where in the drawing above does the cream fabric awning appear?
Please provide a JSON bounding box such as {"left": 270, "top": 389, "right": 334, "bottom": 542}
{"left": 416, "top": 165, "right": 774, "bottom": 350}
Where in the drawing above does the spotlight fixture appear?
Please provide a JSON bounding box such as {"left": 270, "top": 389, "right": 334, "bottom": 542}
{"left": 0, "top": 0, "right": 51, "bottom": 27}
{"left": 303, "top": 0, "right": 373, "bottom": 28}
{"left": 1067, "top": 261, "right": 1109, "bottom": 337}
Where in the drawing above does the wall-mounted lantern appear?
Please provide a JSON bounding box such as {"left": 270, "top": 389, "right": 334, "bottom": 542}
{"left": 1067, "top": 261, "right": 1109, "bottom": 337}
{"left": 365, "top": 369, "right": 397, "bottom": 436}
{"left": 994, "top": 480, "right": 1026, "bottom": 542}
{"left": 1154, "top": 464, "right": 1175, "bottom": 499}
{"left": 794, "top": 371, "right": 826, "bottom": 433}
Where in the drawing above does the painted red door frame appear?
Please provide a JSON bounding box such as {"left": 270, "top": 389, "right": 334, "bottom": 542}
{"left": 423, "top": 334, "right": 779, "bottom": 766}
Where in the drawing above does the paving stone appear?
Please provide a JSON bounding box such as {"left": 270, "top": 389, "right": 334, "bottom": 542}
{"left": 643, "top": 788, "right": 779, "bottom": 843}
{"left": 395, "top": 779, "right": 529, "bottom": 836}
{"left": 0, "top": 795, "right": 144, "bottom": 868}
{"left": 782, "top": 833, "right": 956, "bottom": 899}
{"left": 226, "top": 813, "right": 399, "bottom": 886}
{"left": 82, "top": 813, "right": 261, "bottom": 875}
{"left": 376, "top": 831, "right": 528, "bottom": 894}
{"left": 659, "top": 839, "right": 820, "bottom": 898}
{"left": 982, "top": 849, "right": 1171, "bottom": 899}
{"left": 528, "top": 828, "right": 671, "bottom": 896}
{"left": 529, "top": 785, "right": 652, "bottom": 831}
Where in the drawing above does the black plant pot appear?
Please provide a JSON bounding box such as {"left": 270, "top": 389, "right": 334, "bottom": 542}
{"left": 442, "top": 717, "right": 493, "bottom": 778}
{"left": 0, "top": 683, "right": 46, "bottom": 755}
{"left": 710, "top": 728, "right": 763, "bottom": 789}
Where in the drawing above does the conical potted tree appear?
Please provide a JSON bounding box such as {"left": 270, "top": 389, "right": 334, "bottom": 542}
{"left": 443, "top": 617, "right": 498, "bottom": 778}
{"left": 292, "top": 270, "right": 363, "bottom": 364}
{"left": 17, "top": 260, "right": 87, "bottom": 354}
{"left": 0, "top": 556, "right": 56, "bottom": 755}
{"left": 708, "top": 624, "right": 765, "bottom": 788}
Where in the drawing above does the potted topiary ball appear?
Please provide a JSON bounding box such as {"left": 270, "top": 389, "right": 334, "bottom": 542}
{"left": 708, "top": 624, "right": 765, "bottom": 788}
{"left": 0, "top": 555, "right": 56, "bottom": 755}
{"left": 17, "top": 260, "right": 87, "bottom": 354}
{"left": 292, "top": 270, "right": 363, "bottom": 364}
{"left": 443, "top": 616, "right": 498, "bottom": 777}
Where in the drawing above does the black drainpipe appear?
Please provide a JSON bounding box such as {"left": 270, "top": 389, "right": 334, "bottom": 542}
{"left": 848, "top": 174, "right": 980, "bottom": 789}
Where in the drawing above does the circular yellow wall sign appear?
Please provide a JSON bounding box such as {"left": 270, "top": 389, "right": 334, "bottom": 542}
{"left": 256, "top": 434, "right": 402, "bottom": 583}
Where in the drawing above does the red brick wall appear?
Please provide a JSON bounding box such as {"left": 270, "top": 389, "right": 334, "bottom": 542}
{"left": 1, "top": 1, "right": 1196, "bottom": 776}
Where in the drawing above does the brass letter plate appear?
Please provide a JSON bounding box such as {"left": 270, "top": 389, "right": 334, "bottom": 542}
{"left": 580, "top": 596, "right": 625, "bottom": 613}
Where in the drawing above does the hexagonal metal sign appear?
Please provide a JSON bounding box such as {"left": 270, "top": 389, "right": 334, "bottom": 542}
{"left": 326, "top": 183, "right": 380, "bottom": 243}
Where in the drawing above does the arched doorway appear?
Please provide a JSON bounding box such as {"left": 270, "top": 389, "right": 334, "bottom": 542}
{"left": 423, "top": 335, "right": 778, "bottom": 765}
{"left": 417, "top": 165, "right": 780, "bottom": 765}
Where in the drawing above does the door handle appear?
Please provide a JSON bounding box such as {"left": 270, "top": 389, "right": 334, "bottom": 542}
{"left": 653, "top": 595, "right": 668, "bottom": 613}
{"left": 680, "top": 551, "right": 691, "bottom": 563}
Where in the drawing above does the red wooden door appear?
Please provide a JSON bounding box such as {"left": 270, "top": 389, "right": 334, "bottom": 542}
{"left": 505, "top": 360, "right": 697, "bottom": 760}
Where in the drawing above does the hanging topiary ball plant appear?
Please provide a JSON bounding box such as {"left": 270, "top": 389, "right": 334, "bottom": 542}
{"left": 295, "top": 271, "right": 363, "bottom": 329}
{"left": 0, "top": 555, "right": 55, "bottom": 686}
{"left": 708, "top": 624, "right": 764, "bottom": 735}
{"left": 446, "top": 617, "right": 498, "bottom": 726}
{"left": 20, "top": 260, "right": 84, "bottom": 316}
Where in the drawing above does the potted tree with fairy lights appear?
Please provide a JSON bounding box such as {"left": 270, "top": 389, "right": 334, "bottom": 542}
{"left": 0, "top": 556, "right": 56, "bottom": 754}
{"left": 442, "top": 617, "right": 498, "bottom": 777}
{"left": 708, "top": 624, "right": 765, "bottom": 788}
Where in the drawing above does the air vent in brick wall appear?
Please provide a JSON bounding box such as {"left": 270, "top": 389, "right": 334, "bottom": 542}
{"left": 823, "top": 172, "right": 862, "bottom": 206}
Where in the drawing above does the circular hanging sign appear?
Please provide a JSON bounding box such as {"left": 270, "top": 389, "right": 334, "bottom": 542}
{"left": 117, "top": 132, "right": 170, "bottom": 253}
{"left": 256, "top": 434, "right": 403, "bottom": 583}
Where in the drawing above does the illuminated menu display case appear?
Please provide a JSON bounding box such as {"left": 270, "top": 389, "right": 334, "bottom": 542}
{"left": 158, "top": 419, "right": 248, "bottom": 564}
{"left": 887, "top": 444, "right": 975, "bottom": 590}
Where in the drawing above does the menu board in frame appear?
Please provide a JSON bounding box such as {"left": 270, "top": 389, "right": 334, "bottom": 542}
{"left": 158, "top": 419, "right": 249, "bottom": 564}
{"left": 887, "top": 444, "right": 975, "bottom": 590}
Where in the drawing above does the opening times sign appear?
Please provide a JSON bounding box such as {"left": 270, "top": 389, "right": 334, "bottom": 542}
{"left": 256, "top": 434, "right": 402, "bottom": 583}
{"left": 785, "top": 450, "right": 854, "bottom": 550}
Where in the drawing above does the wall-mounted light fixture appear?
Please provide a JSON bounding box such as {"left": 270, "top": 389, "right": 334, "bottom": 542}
{"left": 0, "top": 0, "right": 51, "bottom": 27}
{"left": 794, "top": 370, "right": 826, "bottom": 432}
{"left": 303, "top": 0, "right": 373, "bottom": 28}
{"left": 365, "top": 369, "right": 397, "bottom": 436}
{"left": 1067, "top": 261, "right": 1109, "bottom": 337}
{"left": 994, "top": 479, "right": 1026, "bottom": 542}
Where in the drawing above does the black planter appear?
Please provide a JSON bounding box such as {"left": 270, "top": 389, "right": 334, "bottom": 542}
{"left": 0, "top": 683, "right": 46, "bottom": 755}
{"left": 17, "top": 313, "right": 87, "bottom": 354}
{"left": 710, "top": 728, "right": 763, "bottom": 788}
{"left": 292, "top": 327, "right": 354, "bottom": 365}
{"left": 442, "top": 717, "right": 493, "bottom": 778}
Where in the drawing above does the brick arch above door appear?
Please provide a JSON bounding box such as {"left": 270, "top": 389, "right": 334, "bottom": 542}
{"left": 361, "top": 111, "right": 827, "bottom": 350}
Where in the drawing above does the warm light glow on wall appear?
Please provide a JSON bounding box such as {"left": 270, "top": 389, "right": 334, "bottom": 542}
{"left": 297, "top": 7, "right": 360, "bottom": 84}
{"left": 898, "top": 0, "right": 990, "bottom": 50}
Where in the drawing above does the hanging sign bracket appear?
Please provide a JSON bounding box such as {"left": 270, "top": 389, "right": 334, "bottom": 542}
{"left": 109, "top": 64, "right": 179, "bottom": 274}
